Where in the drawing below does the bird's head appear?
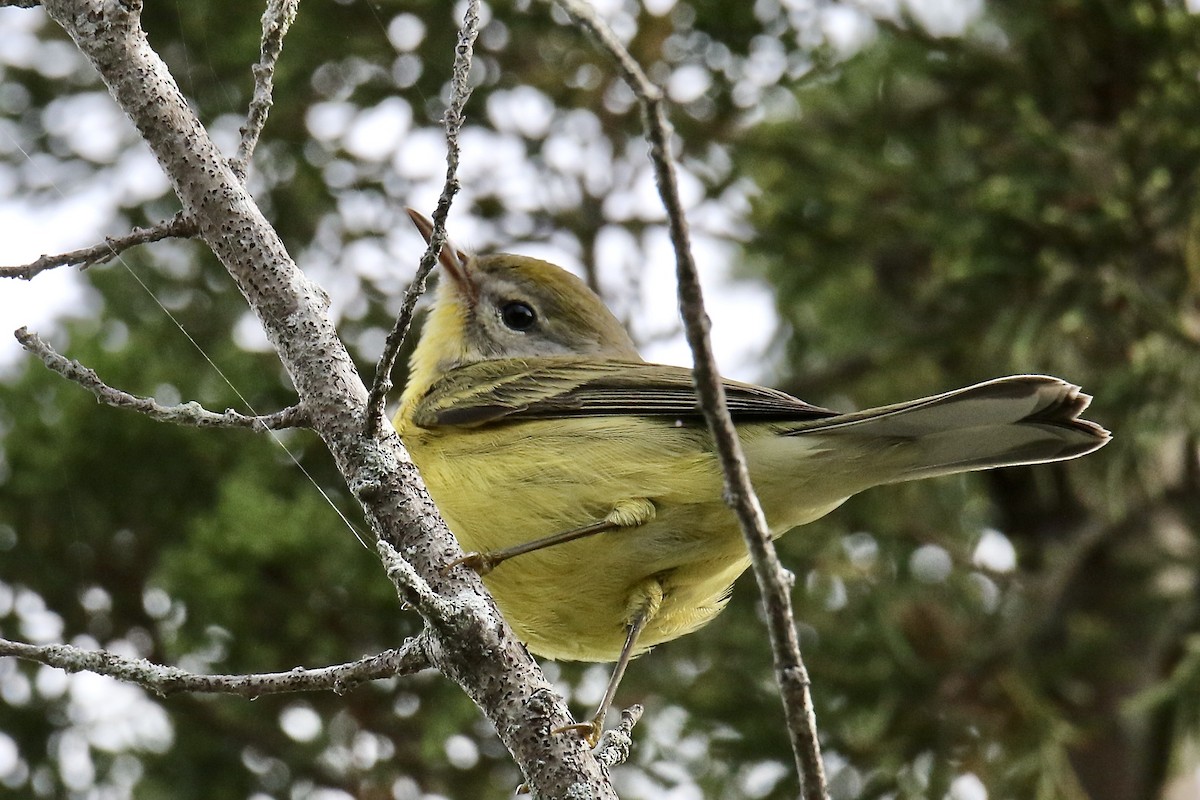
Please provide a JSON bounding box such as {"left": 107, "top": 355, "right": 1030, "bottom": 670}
{"left": 405, "top": 209, "right": 640, "bottom": 380}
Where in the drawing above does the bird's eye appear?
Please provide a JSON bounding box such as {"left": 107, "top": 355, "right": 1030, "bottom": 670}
{"left": 499, "top": 300, "right": 537, "bottom": 331}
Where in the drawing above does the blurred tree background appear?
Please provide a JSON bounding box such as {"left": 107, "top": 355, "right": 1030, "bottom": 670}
{"left": 1, "top": 0, "right": 1198, "bottom": 798}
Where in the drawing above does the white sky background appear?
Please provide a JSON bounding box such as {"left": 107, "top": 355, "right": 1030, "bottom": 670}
{"left": 0, "top": 0, "right": 985, "bottom": 385}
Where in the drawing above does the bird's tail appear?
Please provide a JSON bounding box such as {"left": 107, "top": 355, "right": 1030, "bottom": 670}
{"left": 788, "top": 376, "right": 1110, "bottom": 482}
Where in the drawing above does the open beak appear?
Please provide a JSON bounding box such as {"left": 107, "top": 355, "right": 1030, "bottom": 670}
{"left": 405, "top": 208, "right": 476, "bottom": 304}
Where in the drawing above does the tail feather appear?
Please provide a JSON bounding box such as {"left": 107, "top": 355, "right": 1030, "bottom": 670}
{"left": 788, "top": 376, "right": 1110, "bottom": 481}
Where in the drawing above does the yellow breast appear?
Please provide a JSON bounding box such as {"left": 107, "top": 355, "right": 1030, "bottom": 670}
{"left": 395, "top": 412, "right": 750, "bottom": 660}
{"left": 395, "top": 390, "right": 871, "bottom": 661}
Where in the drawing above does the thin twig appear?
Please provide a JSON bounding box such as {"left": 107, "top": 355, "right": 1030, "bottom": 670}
{"left": 0, "top": 634, "right": 432, "bottom": 697}
{"left": 15, "top": 327, "right": 311, "bottom": 430}
{"left": 547, "top": 2, "right": 829, "bottom": 797}
{"left": 594, "top": 704, "right": 644, "bottom": 770}
{"left": 0, "top": 212, "right": 195, "bottom": 280}
{"left": 378, "top": 540, "right": 460, "bottom": 627}
{"left": 233, "top": 0, "right": 299, "bottom": 179}
{"left": 363, "top": 0, "right": 480, "bottom": 437}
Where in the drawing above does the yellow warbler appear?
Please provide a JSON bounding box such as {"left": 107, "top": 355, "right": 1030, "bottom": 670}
{"left": 393, "top": 210, "right": 1109, "bottom": 741}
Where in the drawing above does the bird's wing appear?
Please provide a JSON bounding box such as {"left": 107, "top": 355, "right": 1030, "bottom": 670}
{"left": 410, "top": 358, "right": 835, "bottom": 428}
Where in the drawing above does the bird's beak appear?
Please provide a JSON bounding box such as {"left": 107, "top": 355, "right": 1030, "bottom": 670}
{"left": 405, "top": 208, "right": 476, "bottom": 304}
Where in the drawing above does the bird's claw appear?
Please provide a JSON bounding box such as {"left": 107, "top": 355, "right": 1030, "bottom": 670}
{"left": 442, "top": 551, "right": 497, "bottom": 576}
{"left": 553, "top": 719, "right": 603, "bottom": 749}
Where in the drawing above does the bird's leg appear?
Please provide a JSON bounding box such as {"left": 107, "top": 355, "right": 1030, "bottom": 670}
{"left": 446, "top": 518, "right": 615, "bottom": 575}
{"left": 555, "top": 578, "right": 664, "bottom": 748}
{"left": 445, "top": 498, "right": 655, "bottom": 575}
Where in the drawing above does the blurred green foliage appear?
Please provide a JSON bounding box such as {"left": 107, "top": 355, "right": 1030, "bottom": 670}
{"left": 0, "top": 1, "right": 1198, "bottom": 799}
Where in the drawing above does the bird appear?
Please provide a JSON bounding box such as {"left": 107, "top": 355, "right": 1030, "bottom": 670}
{"left": 392, "top": 209, "right": 1110, "bottom": 744}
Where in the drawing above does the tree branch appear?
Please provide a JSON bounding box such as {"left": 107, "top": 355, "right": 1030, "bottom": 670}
{"left": 38, "top": 1, "right": 614, "bottom": 795}
{"left": 0, "top": 634, "right": 432, "bottom": 697}
{"left": 14, "top": 326, "right": 311, "bottom": 430}
{"left": 0, "top": 212, "right": 195, "bottom": 280}
{"left": 547, "top": 2, "right": 830, "bottom": 797}
{"left": 378, "top": 539, "right": 461, "bottom": 628}
{"left": 1, "top": 0, "right": 298, "bottom": 281}
{"left": 232, "top": 0, "right": 298, "bottom": 179}
{"left": 2, "top": 0, "right": 299, "bottom": 282}
{"left": 594, "top": 704, "right": 643, "bottom": 770}
{"left": 363, "top": 0, "right": 480, "bottom": 437}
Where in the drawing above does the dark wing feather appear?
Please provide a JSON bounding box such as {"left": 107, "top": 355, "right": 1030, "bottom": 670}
{"left": 412, "top": 358, "right": 835, "bottom": 428}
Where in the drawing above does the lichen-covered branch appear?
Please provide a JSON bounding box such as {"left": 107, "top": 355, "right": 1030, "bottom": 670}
{"left": 2, "top": 0, "right": 298, "bottom": 281}
{"left": 35, "top": 1, "right": 614, "bottom": 795}
{"left": 363, "top": 0, "right": 480, "bottom": 437}
{"left": 378, "top": 540, "right": 461, "bottom": 627}
{"left": 0, "top": 212, "right": 195, "bottom": 280}
{"left": 14, "top": 326, "right": 311, "bottom": 430}
{"left": 1, "top": 1, "right": 296, "bottom": 281}
{"left": 0, "top": 635, "right": 432, "bottom": 697}
{"left": 594, "top": 704, "right": 644, "bottom": 771}
{"left": 547, "top": 2, "right": 830, "bottom": 797}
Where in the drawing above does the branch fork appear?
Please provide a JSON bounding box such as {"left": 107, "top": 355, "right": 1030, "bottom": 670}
{"left": 14, "top": 326, "right": 310, "bottom": 430}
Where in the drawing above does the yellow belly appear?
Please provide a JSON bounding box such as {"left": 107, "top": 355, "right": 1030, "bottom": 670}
{"left": 397, "top": 415, "right": 854, "bottom": 662}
